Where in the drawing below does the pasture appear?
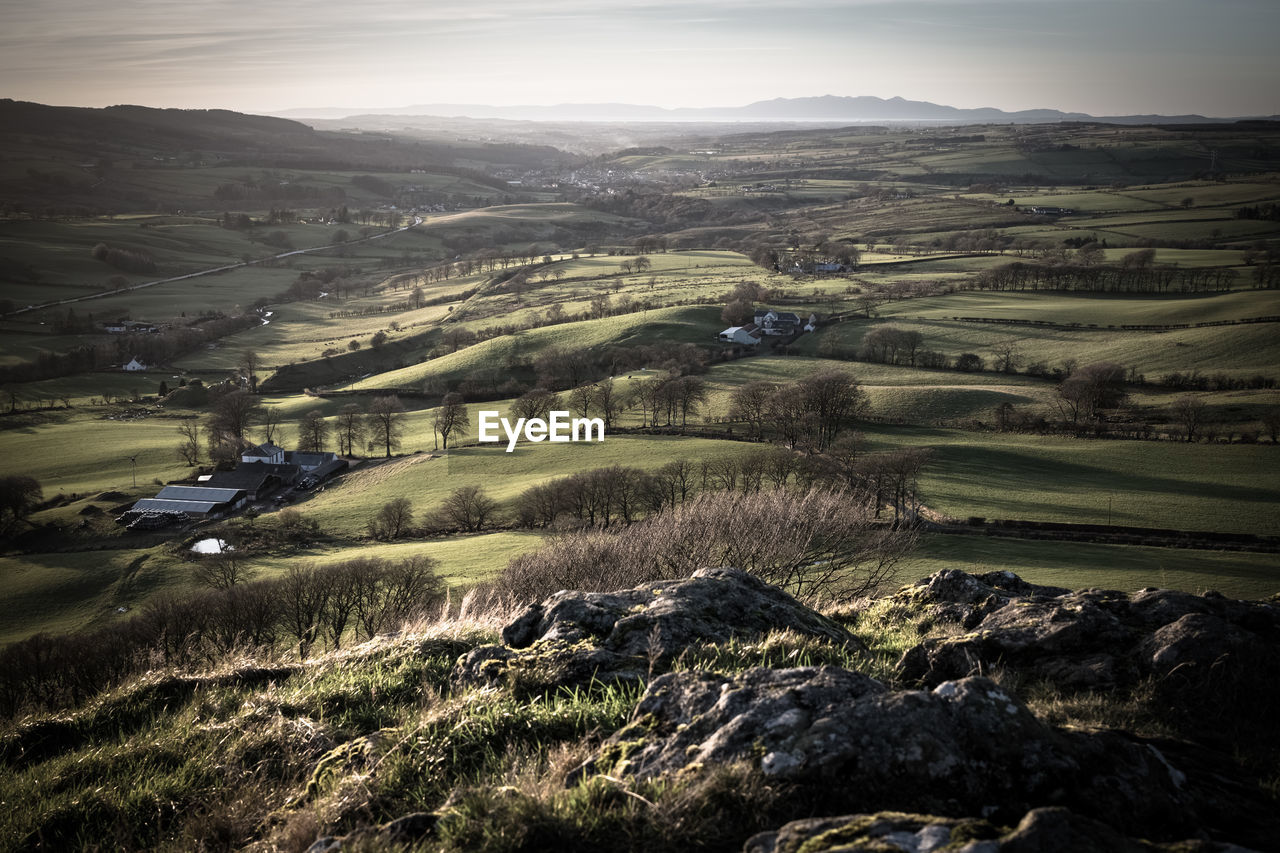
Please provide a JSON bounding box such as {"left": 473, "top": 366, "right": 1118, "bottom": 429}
{"left": 3, "top": 116, "right": 1278, "bottom": 648}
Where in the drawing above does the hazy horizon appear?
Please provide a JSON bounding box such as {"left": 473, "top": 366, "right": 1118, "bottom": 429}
{"left": 3, "top": 0, "right": 1277, "bottom": 119}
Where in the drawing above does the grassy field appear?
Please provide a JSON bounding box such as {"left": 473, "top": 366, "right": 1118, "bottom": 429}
{"left": 876, "top": 290, "right": 1280, "bottom": 327}
{"left": 799, "top": 315, "right": 1280, "bottom": 379}
{"left": 344, "top": 305, "right": 725, "bottom": 391}
{"left": 4, "top": 119, "right": 1279, "bottom": 650}
{"left": 297, "top": 434, "right": 764, "bottom": 538}
{"left": 862, "top": 425, "right": 1280, "bottom": 534}
{"left": 903, "top": 534, "right": 1280, "bottom": 601}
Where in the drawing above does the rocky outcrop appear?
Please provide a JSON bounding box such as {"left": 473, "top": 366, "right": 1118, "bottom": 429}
{"left": 895, "top": 572, "right": 1280, "bottom": 728}
{"left": 579, "top": 668, "right": 1199, "bottom": 839}
{"left": 745, "top": 807, "right": 1255, "bottom": 853}
{"left": 453, "top": 567, "right": 861, "bottom": 692}
{"left": 884, "top": 569, "right": 1070, "bottom": 630}
{"left": 309, "top": 569, "right": 1278, "bottom": 853}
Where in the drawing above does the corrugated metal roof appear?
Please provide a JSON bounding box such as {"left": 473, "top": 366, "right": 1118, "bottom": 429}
{"left": 130, "top": 498, "right": 222, "bottom": 514}
{"left": 154, "top": 485, "right": 244, "bottom": 502}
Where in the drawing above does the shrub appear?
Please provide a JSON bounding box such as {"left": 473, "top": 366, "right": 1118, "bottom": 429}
{"left": 499, "top": 488, "right": 915, "bottom": 605}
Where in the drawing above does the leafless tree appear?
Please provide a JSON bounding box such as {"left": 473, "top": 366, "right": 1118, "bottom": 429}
{"left": 729, "top": 380, "right": 776, "bottom": 440}
{"left": 192, "top": 550, "right": 255, "bottom": 590}
{"left": 336, "top": 403, "right": 367, "bottom": 456}
{"left": 367, "top": 395, "right": 406, "bottom": 457}
{"left": 260, "top": 406, "right": 283, "bottom": 446}
{"left": 297, "top": 409, "right": 329, "bottom": 452}
{"left": 368, "top": 497, "right": 414, "bottom": 540}
{"left": 510, "top": 389, "right": 558, "bottom": 423}
{"left": 500, "top": 487, "right": 915, "bottom": 605}
{"left": 176, "top": 421, "right": 201, "bottom": 466}
{"left": 1171, "top": 395, "right": 1207, "bottom": 442}
{"left": 439, "top": 485, "right": 498, "bottom": 532}
{"left": 432, "top": 392, "right": 469, "bottom": 450}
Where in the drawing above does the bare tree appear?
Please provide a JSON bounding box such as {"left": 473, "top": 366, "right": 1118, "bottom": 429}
{"left": 432, "top": 393, "right": 469, "bottom": 450}
{"left": 0, "top": 475, "right": 43, "bottom": 535}
{"left": 439, "top": 485, "right": 498, "bottom": 532}
{"left": 1171, "top": 395, "right": 1207, "bottom": 442}
{"left": 499, "top": 487, "right": 915, "bottom": 605}
{"left": 192, "top": 550, "right": 255, "bottom": 589}
{"left": 729, "top": 380, "right": 776, "bottom": 440}
{"left": 260, "top": 406, "right": 283, "bottom": 446}
{"left": 297, "top": 409, "right": 329, "bottom": 452}
{"left": 366, "top": 395, "right": 406, "bottom": 457}
{"left": 336, "top": 403, "right": 367, "bottom": 456}
{"left": 510, "top": 388, "right": 559, "bottom": 423}
{"left": 238, "top": 349, "right": 261, "bottom": 391}
{"left": 990, "top": 340, "right": 1024, "bottom": 374}
{"left": 176, "top": 421, "right": 201, "bottom": 466}
{"left": 368, "top": 497, "right": 414, "bottom": 540}
{"left": 205, "top": 389, "right": 260, "bottom": 453}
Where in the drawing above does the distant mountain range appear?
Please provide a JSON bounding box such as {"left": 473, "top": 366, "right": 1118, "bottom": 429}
{"left": 272, "top": 95, "right": 1275, "bottom": 125}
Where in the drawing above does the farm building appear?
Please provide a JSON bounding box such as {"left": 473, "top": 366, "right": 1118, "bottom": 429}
{"left": 285, "top": 450, "right": 348, "bottom": 483}
{"left": 127, "top": 485, "right": 247, "bottom": 519}
{"left": 717, "top": 323, "right": 763, "bottom": 346}
{"left": 754, "top": 309, "right": 803, "bottom": 336}
{"left": 205, "top": 463, "right": 298, "bottom": 500}
{"left": 122, "top": 356, "right": 147, "bottom": 371}
{"left": 241, "top": 443, "right": 285, "bottom": 465}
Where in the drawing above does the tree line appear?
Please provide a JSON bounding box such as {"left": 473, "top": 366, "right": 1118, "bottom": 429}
{"left": 0, "top": 554, "right": 444, "bottom": 718}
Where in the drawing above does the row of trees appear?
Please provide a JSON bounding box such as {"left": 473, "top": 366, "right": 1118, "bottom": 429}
{"left": 728, "top": 369, "right": 866, "bottom": 451}
{"left": 513, "top": 442, "right": 929, "bottom": 532}
{"left": 971, "top": 256, "right": 1241, "bottom": 294}
{"left": 0, "top": 555, "right": 444, "bottom": 718}
{"left": 183, "top": 389, "right": 415, "bottom": 466}
{"left": 367, "top": 485, "right": 499, "bottom": 540}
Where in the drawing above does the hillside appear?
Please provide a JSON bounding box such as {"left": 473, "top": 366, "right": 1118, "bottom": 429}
{"left": 2, "top": 567, "right": 1276, "bottom": 851}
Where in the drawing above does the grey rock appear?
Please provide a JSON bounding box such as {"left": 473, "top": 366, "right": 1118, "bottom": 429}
{"left": 582, "top": 668, "right": 1190, "bottom": 836}
{"left": 744, "top": 807, "right": 1257, "bottom": 853}
{"left": 886, "top": 569, "right": 1070, "bottom": 630}
{"left": 455, "top": 567, "right": 861, "bottom": 692}
{"left": 895, "top": 571, "right": 1280, "bottom": 711}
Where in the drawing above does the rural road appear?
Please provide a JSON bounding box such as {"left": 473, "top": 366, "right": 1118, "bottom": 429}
{"left": 9, "top": 216, "right": 423, "bottom": 317}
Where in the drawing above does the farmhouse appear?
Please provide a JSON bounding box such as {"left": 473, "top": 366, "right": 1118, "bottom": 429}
{"left": 717, "top": 322, "right": 763, "bottom": 346}
{"left": 122, "top": 356, "right": 147, "bottom": 372}
{"left": 754, "top": 309, "right": 803, "bottom": 336}
{"left": 241, "top": 443, "right": 285, "bottom": 465}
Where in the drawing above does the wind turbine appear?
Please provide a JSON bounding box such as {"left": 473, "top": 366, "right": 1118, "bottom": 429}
{"left": 126, "top": 454, "right": 138, "bottom": 488}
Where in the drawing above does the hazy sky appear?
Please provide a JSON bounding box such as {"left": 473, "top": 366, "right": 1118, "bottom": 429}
{"left": 2, "top": 0, "right": 1277, "bottom": 116}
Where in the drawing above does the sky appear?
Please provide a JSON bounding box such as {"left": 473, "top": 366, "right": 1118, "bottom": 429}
{"left": 1, "top": 0, "right": 1277, "bottom": 117}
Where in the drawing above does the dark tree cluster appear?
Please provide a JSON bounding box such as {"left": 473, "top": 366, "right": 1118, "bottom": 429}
{"left": 0, "top": 554, "right": 444, "bottom": 717}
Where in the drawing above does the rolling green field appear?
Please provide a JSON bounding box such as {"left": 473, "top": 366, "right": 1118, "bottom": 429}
{"left": 904, "top": 535, "right": 1280, "bottom": 601}
{"left": 3, "top": 116, "right": 1279, "bottom": 648}
{"left": 863, "top": 425, "right": 1280, "bottom": 534}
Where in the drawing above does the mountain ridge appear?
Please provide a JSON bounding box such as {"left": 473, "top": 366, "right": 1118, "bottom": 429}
{"left": 270, "top": 94, "right": 1274, "bottom": 124}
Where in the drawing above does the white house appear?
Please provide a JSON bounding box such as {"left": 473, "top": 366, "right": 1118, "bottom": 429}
{"left": 122, "top": 356, "right": 147, "bottom": 371}
{"left": 241, "top": 443, "right": 285, "bottom": 465}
